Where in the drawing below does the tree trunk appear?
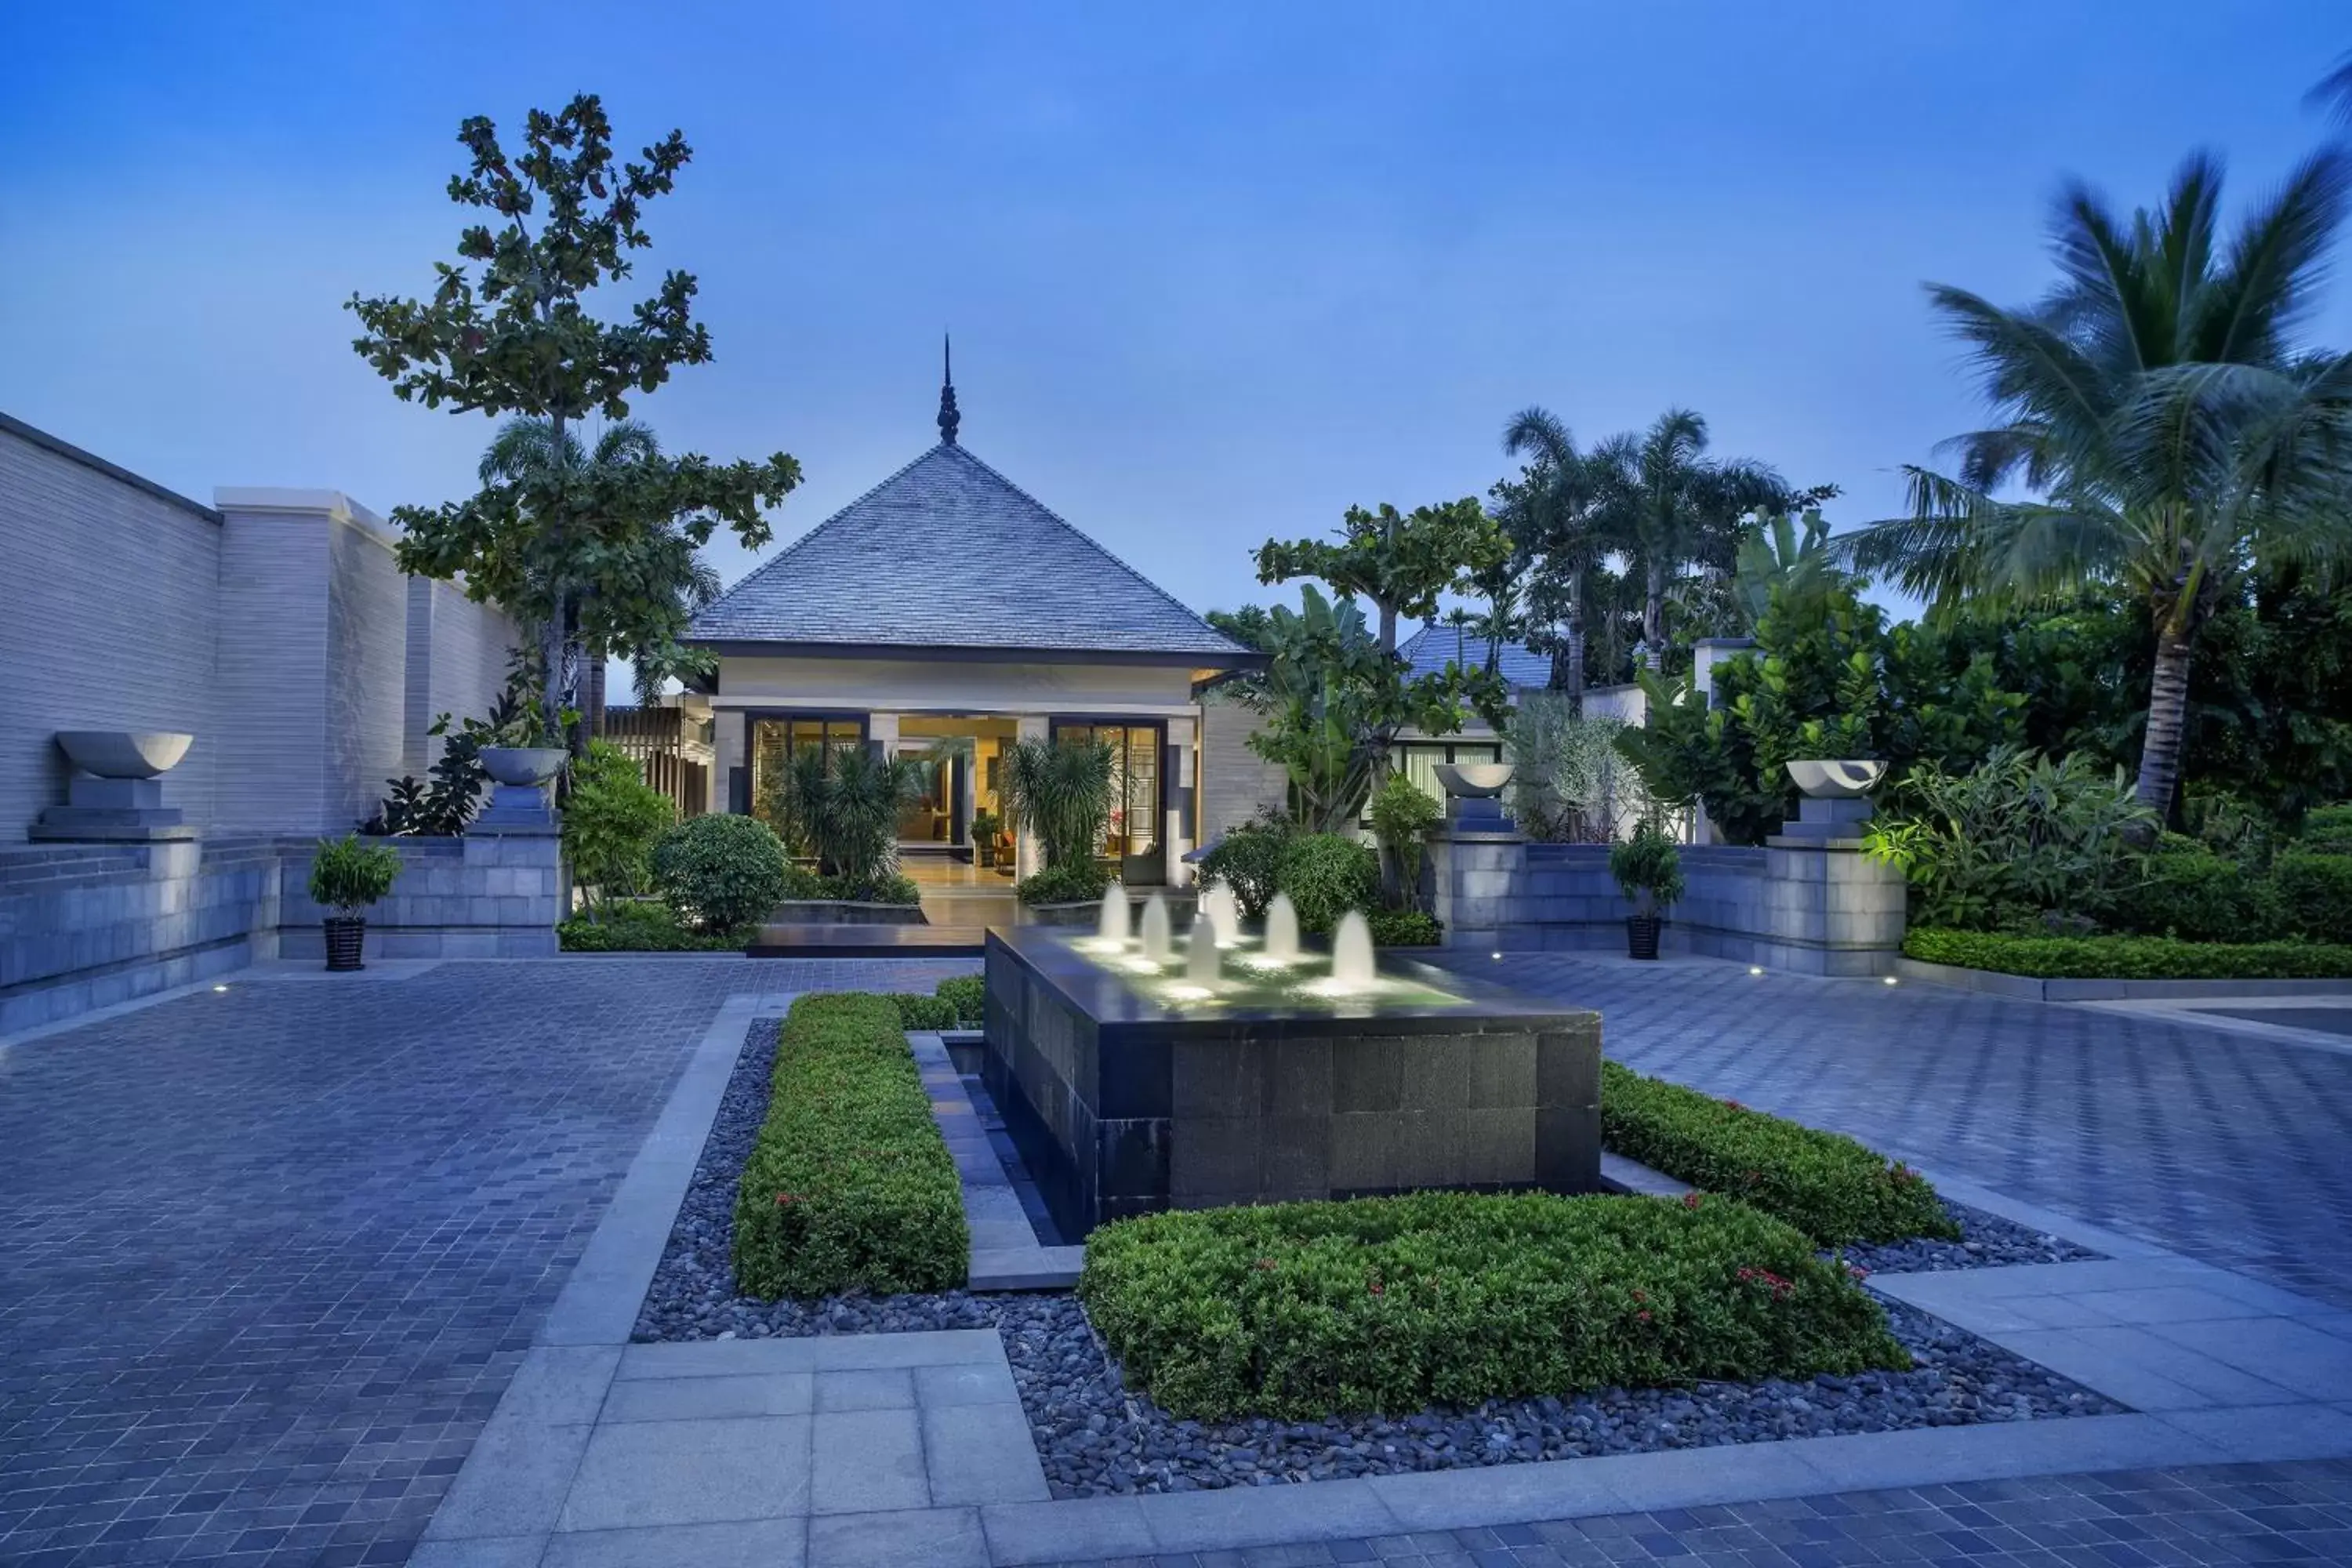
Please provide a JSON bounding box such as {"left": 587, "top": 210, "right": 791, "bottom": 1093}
{"left": 538, "top": 596, "right": 568, "bottom": 749}
{"left": 1377, "top": 600, "right": 1398, "bottom": 655}
{"left": 2135, "top": 625, "right": 2194, "bottom": 825}
{"left": 1642, "top": 563, "right": 1666, "bottom": 652}
{"left": 1565, "top": 610, "right": 1586, "bottom": 713}
{"left": 586, "top": 655, "right": 608, "bottom": 738}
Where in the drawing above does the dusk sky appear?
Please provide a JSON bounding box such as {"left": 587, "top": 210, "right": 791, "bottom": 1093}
{"left": 5, "top": 2, "right": 2348, "bottom": 626}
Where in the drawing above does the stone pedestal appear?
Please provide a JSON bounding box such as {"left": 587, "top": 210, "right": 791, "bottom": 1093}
{"left": 469, "top": 782, "right": 559, "bottom": 836}
{"left": 1762, "top": 796, "right": 1907, "bottom": 976}
{"left": 31, "top": 775, "right": 197, "bottom": 841}
{"left": 1428, "top": 823, "right": 1524, "bottom": 951}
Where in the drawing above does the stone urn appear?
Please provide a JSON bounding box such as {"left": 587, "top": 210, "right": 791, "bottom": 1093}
{"left": 56, "top": 731, "right": 194, "bottom": 779}
{"left": 1784, "top": 760, "right": 1886, "bottom": 798}
{"left": 1432, "top": 762, "right": 1515, "bottom": 833}
{"left": 1780, "top": 760, "right": 1888, "bottom": 843}
{"left": 35, "top": 731, "right": 198, "bottom": 840}
{"left": 478, "top": 746, "right": 568, "bottom": 787}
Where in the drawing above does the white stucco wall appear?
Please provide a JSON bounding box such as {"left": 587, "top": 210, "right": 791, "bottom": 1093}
{"left": 0, "top": 420, "right": 225, "bottom": 834}
{"left": 713, "top": 654, "right": 1200, "bottom": 717}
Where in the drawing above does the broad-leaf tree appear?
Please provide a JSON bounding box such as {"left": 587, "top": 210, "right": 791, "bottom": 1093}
{"left": 348, "top": 94, "right": 800, "bottom": 746}
{"left": 1254, "top": 498, "right": 1508, "bottom": 652}
{"left": 1587, "top": 409, "right": 1788, "bottom": 654}
{"left": 1838, "top": 150, "right": 2352, "bottom": 818}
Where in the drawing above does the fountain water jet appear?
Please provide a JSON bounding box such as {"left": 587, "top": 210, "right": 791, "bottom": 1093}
{"left": 1330, "top": 910, "right": 1377, "bottom": 989}
{"left": 1264, "top": 893, "right": 1301, "bottom": 963}
{"left": 1185, "top": 915, "right": 1222, "bottom": 985}
{"left": 1138, "top": 891, "right": 1174, "bottom": 963}
{"left": 1200, "top": 882, "right": 1240, "bottom": 946}
{"left": 1097, "top": 880, "right": 1131, "bottom": 943}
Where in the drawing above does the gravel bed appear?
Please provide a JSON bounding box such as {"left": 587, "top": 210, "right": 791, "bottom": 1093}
{"left": 633, "top": 1019, "right": 2125, "bottom": 1498}
{"left": 1834, "top": 1199, "right": 2105, "bottom": 1275}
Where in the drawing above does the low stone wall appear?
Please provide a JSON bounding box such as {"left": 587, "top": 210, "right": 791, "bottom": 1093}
{"left": 0, "top": 831, "right": 561, "bottom": 1033}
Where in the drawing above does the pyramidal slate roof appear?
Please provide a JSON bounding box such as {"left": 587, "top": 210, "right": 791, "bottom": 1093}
{"left": 690, "top": 442, "right": 1253, "bottom": 664}
{"left": 1399, "top": 623, "right": 1553, "bottom": 690}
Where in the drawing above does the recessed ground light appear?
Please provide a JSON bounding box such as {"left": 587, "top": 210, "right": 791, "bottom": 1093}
{"left": 1491, "top": 952, "right": 1502, "bottom": 960}
{"left": 1882, "top": 976, "right": 1899, "bottom": 985}
{"left": 1749, "top": 966, "right": 1764, "bottom": 976}
{"left": 212, "top": 984, "right": 230, "bottom": 993}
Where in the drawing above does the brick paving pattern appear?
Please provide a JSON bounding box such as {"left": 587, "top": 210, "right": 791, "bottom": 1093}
{"left": 1429, "top": 955, "right": 2352, "bottom": 1312}
{"left": 1044, "top": 1459, "right": 2352, "bottom": 1566}
{"left": 0, "top": 957, "right": 971, "bottom": 1568}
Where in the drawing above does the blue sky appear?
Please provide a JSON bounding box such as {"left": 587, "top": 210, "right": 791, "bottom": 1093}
{"left": 5, "top": 2, "right": 2348, "bottom": 626}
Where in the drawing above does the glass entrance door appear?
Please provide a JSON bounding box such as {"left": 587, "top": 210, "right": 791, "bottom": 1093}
{"left": 1053, "top": 721, "right": 1164, "bottom": 884}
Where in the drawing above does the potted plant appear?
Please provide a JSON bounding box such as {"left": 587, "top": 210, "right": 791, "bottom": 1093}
{"left": 1608, "top": 819, "right": 1684, "bottom": 960}
{"left": 310, "top": 833, "right": 404, "bottom": 971}
{"left": 970, "top": 809, "right": 1000, "bottom": 868}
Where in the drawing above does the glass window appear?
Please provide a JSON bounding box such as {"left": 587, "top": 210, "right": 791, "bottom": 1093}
{"left": 1054, "top": 723, "right": 1162, "bottom": 858}
{"left": 750, "top": 717, "right": 863, "bottom": 843}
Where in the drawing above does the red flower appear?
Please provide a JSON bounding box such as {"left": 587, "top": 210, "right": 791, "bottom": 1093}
{"left": 774, "top": 1192, "right": 799, "bottom": 1207}
{"left": 1368, "top": 1279, "right": 1385, "bottom": 1295}
{"left": 1846, "top": 1261, "right": 1871, "bottom": 1280}
{"left": 1681, "top": 1192, "right": 1704, "bottom": 1211}
{"left": 1637, "top": 1309, "right": 1653, "bottom": 1323}
{"left": 1721, "top": 1098, "right": 1746, "bottom": 1111}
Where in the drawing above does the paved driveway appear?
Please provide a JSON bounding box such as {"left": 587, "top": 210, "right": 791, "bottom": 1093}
{"left": 0, "top": 957, "right": 969, "bottom": 1568}
{"left": 1432, "top": 953, "right": 2352, "bottom": 1312}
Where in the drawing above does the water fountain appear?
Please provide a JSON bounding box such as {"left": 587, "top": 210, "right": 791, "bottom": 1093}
{"left": 1200, "top": 881, "right": 1241, "bottom": 947}
{"left": 1329, "top": 909, "right": 1377, "bottom": 989}
{"left": 1138, "top": 891, "right": 1173, "bottom": 963}
{"left": 1097, "top": 879, "right": 1131, "bottom": 943}
{"left": 1185, "top": 915, "right": 1222, "bottom": 985}
{"left": 1264, "top": 892, "right": 1301, "bottom": 964}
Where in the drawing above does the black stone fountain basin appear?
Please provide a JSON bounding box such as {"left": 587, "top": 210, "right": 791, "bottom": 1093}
{"left": 981, "top": 925, "right": 1603, "bottom": 1239}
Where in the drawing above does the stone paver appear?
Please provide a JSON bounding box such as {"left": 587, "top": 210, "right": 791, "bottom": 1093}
{"left": 1038, "top": 1458, "right": 2352, "bottom": 1567}
{"left": 0, "top": 956, "right": 971, "bottom": 1568}
{"left": 1429, "top": 953, "right": 2352, "bottom": 1309}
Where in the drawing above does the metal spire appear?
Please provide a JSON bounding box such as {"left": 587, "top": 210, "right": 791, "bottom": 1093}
{"left": 936, "top": 333, "right": 960, "bottom": 445}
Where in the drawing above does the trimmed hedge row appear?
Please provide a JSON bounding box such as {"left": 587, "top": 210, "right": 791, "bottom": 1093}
{"left": 1600, "top": 1062, "right": 1958, "bottom": 1246}
{"left": 1079, "top": 1191, "right": 1907, "bottom": 1421}
{"left": 557, "top": 901, "right": 747, "bottom": 952}
{"left": 1904, "top": 927, "right": 2352, "bottom": 980}
{"left": 732, "top": 993, "right": 968, "bottom": 1299}
{"left": 936, "top": 976, "right": 985, "bottom": 1026}
{"left": 887, "top": 978, "right": 987, "bottom": 1031}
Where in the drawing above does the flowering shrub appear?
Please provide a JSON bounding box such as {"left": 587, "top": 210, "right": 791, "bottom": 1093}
{"left": 1601, "top": 1062, "right": 1958, "bottom": 1246}
{"left": 731, "top": 993, "right": 967, "bottom": 1298}
{"left": 1079, "top": 1190, "right": 1906, "bottom": 1421}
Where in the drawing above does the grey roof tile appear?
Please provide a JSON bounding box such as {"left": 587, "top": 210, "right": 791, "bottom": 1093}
{"left": 1398, "top": 623, "right": 1552, "bottom": 689}
{"left": 688, "top": 443, "right": 1250, "bottom": 660}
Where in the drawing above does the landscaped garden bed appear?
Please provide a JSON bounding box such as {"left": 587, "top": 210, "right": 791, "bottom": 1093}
{"left": 633, "top": 996, "right": 2122, "bottom": 1498}
{"left": 558, "top": 900, "right": 748, "bottom": 951}
{"left": 1904, "top": 927, "right": 2352, "bottom": 980}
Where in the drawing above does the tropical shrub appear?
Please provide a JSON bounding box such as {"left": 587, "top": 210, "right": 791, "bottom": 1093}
{"left": 558, "top": 900, "right": 746, "bottom": 951}
{"left": 1367, "top": 770, "right": 1441, "bottom": 910}
{"left": 2301, "top": 804, "right": 2352, "bottom": 854}
{"left": 1366, "top": 909, "right": 1442, "bottom": 946}
{"left": 935, "top": 976, "right": 985, "bottom": 1027}
{"left": 2274, "top": 851, "right": 2352, "bottom": 946}
{"left": 1004, "top": 736, "right": 1114, "bottom": 869}
{"left": 2103, "top": 838, "right": 2284, "bottom": 943}
{"left": 1599, "top": 1062, "right": 1958, "bottom": 1246}
{"left": 1275, "top": 833, "right": 1380, "bottom": 933}
{"left": 310, "top": 834, "right": 404, "bottom": 912}
{"left": 780, "top": 745, "right": 922, "bottom": 899}
{"left": 1014, "top": 861, "right": 1112, "bottom": 906}
{"left": 891, "top": 993, "right": 960, "bottom": 1030}
{"left": 1078, "top": 1190, "right": 1906, "bottom": 1421}
{"left": 1902, "top": 927, "right": 2352, "bottom": 979}
{"left": 1196, "top": 813, "right": 1292, "bottom": 918}
{"left": 652, "top": 813, "right": 792, "bottom": 933}
{"left": 783, "top": 868, "right": 921, "bottom": 906}
{"left": 361, "top": 668, "right": 538, "bottom": 836}
{"left": 1607, "top": 820, "right": 1684, "bottom": 916}
{"left": 1506, "top": 692, "right": 1647, "bottom": 843}
{"left": 562, "top": 740, "right": 676, "bottom": 906}
{"left": 732, "top": 993, "right": 968, "bottom": 1298}
{"left": 1861, "top": 747, "right": 2154, "bottom": 931}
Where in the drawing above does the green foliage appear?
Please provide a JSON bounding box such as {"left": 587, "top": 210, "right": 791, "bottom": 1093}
{"left": 731, "top": 994, "right": 967, "bottom": 1299}
{"left": 1505, "top": 692, "right": 1647, "bottom": 843}
{"left": 562, "top": 740, "right": 675, "bottom": 904}
{"left": 1368, "top": 771, "right": 1441, "bottom": 910}
{"left": 1196, "top": 813, "right": 1294, "bottom": 919}
{"left": 2302, "top": 804, "right": 2352, "bottom": 853}
{"left": 1014, "top": 862, "right": 1112, "bottom": 906}
{"left": 1366, "top": 909, "right": 1442, "bottom": 946}
{"left": 2274, "top": 851, "right": 2352, "bottom": 946}
{"left": 1254, "top": 497, "right": 1509, "bottom": 652}
{"left": 1733, "top": 507, "right": 1837, "bottom": 633}
{"left": 890, "top": 993, "right": 960, "bottom": 1030}
{"left": 365, "top": 669, "right": 537, "bottom": 835}
{"left": 310, "top": 834, "right": 403, "bottom": 913}
{"left": 1862, "top": 748, "right": 2155, "bottom": 931}
{"left": 347, "top": 93, "right": 800, "bottom": 743}
{"left": 967, "top": 809, "right": 1000, "bottom": 845}
{"left": 935, "top": 976, "right": 985, "bottom": 1027}
{"left": 779, "top": 868, "right": 921, "bottom": 906}
{"left": 1600, "top": 1062, "right": 1959, "bottom": 1247}
{"left": 559, "top": 900, "right": 746, "bottom": 951}
{"left": 1606, "top": 821, "right": 1685, "bottom": 916}
{"left": 779, "top": 746, "right": 923, "bottom": 898}
{"left": 1276, "top": 833, "right": 1381, "bottom": 934}
{"left": 1904, "top": 927, "right": 2352, "bottom": 979}
{"left": 651, "top": 813, "right": 791, "bottom": 932}
{"left": 2103, "top": 838, "right": 2285, "bottom": 943}
{"left": 1078, "top": 1190, "right": 1905, "bottom": 1421}
{"left": 1004, "top": 737, "right": 1114, "bottom": 870}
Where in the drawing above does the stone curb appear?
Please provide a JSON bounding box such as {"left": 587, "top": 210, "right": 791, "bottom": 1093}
{"left": 1894, "top": 954, "right": 2352, "bottom": 1002}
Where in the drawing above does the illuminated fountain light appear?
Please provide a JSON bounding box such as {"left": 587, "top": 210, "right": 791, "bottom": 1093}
{"left": 1097, "top": 880, "right": 1131, "bottom": 944}
{"left": 1331, "top": 910, "right": 1377, "bottom": 987}
{"left": 1263, "top": 892, "right": 1301, "bottom": 964}
{"left": 1200, "top": 881, "right": 1241, "bottom": 947}
{"left": 1138, "top": 891, "right": 1174, "bottom": 963}
{"left": 1186, "top": 914, "right": 1223, "bottom": 985}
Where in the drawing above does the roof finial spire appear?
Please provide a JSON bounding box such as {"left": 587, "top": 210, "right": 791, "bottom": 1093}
{"left": 936, "top": 332, "right": 960, "bottom": 445}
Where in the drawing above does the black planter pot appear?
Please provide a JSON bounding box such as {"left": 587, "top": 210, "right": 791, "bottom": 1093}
{"left": 1626, "top": 913, "right": 1661, "bottom": 960}
{"left": 324, "top": 916, "right": 367, "bottom": 972}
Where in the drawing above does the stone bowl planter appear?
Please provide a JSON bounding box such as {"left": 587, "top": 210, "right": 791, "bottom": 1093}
{"left": 1435, "top": 762, "right": 1514, "bottom": 797}
{"left": 479, "top": 746, "right": 568, "bottom": 787}
{"left": 55, "top": 731, "right": 193, "bottom": 779}
{"left": 1785, "top": 759, "right": 1886, "bottom": 799}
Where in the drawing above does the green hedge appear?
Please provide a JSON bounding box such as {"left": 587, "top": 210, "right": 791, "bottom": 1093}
{"left": 936, "top": 976, "right": 985, "bottom": 1027}
{"left": 1600, "top": 1062, "right": 1958, "bottom": 1246}
{"left": 1367, "top": 909, "right": 1442, "bottom": 947}
{"left": 558, "top": 901, "right": 747, "bottom": 952}
{"left": 1079, "top": 1191, "right": 1907, "bottom": 1421}
{"left": 731, "top": 994, "right": 968, "bottom": 1299}
{"left": 2274, "top": 852, "right": 2352, "bottom": 947}
{"left": 1904, "top": 927, "right": 2352, "bottom": 979}
{"left": 891, "top": 993, "right": 959, "bottom": 1030}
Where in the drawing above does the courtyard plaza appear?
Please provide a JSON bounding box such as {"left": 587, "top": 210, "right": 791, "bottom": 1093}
{"left": 0, "top": 950, "right": 2346, "bottom": 1566}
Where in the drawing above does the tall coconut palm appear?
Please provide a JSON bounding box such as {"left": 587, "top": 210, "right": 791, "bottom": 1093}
{"left": 1841, "top": 150, "right": 2352, "bottom": 818}
{"left": 1501, "top": 407, "right": 1605, "bottom": 702}
{"left": 1587, "top": 410, "right": 1787, "bottom": 654}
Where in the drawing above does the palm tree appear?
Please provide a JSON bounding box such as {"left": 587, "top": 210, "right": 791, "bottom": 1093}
{"left": 1840, "top": 150, "right": 2352, "bottom": 819}
{"left": 1501, "top": 408, "right": 1606, "bottom": 702}
{"left": 1587, "top": 410, "right": 1787, "bottom": 654}
{"left": 2309, "top": 51, "right": 2352, "bottom": 127}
